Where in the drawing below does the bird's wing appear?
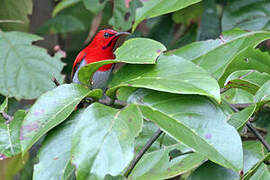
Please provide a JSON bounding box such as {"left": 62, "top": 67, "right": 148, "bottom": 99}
{"left": 71, "top": 50, "right": 86, "bottom": 79}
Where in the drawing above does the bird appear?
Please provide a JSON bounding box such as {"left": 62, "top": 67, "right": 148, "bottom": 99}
{"left": 71, "top": 29, "right": 130, "bottom": 91}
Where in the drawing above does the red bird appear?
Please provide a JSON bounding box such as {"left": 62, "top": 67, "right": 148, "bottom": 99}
{"left": 72, "top": 29, "right": 130, "bottom": 90}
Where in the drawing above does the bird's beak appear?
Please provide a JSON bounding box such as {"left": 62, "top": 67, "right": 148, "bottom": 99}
{"left": 114, "top": 32, "right": 131, "bottom": 37}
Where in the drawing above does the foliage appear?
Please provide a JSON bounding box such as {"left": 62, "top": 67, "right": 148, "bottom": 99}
{"left": 0, "top": 0, "right": 270, "bottom": 180}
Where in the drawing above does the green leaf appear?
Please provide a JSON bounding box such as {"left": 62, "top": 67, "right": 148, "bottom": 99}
{"left": 132, "top": 0, "right": 201, "bottom": 31}
{"left": 222, "top": 88, "right": 254, "bottom": 104}
{"left": 83, "top": 0, "right": 109, "bottom": 14}
{"left": 129, "top": 89, "right": 243, "bottom": 171}
{"left": 109, "top": 0, "right": 139, "bottom": 31}
{"left": 187, "top": 141, "right": 264, "bottom": 180}
{"left": 0, "top": 97, "right": 8, "bottom": 113}
{"left": 228, "top": 104, "right": 256, "bottom": 131}
{"left": 0, "top": 31, "right": 65, "bottom": 100}
{"left": 129, "top": 144, "right": 206, "bottom": 180}
{"left": 38, "top": 15, "right": 85, "bottom": 35}
{"left": 254, "top": 80, "right": 270, "bottom": 103}
{"left": 0, "top": 0, "right": 32, "bottom": 31}
{"left": 219, "top": 48, "right": 270, "bottom": 86}
{"left": 108, "top": 55, "right": 221, "bottom": 102}
{"left": 33, "top": 111, "right": 81, "bottom": 180}
{"left": 242, "top": 153, "right": 270, "bottom": 179}
{"left": 78, "top": 38, "right": 166, "bottom": 85}
{"left": 171, "top": 29, "right": 270, "bottom": 79}
{"left": 53, "top": 0, "right": 81, "bottom": 17}
{"left": 248, "top": 164, "right": 270, "bottom": 180}
{"left": 0, "top": 110, "right": 26, "bottom": 158}
{"left": 222, "top": 0, "right": 270, "bottom": 31}
{"left": 71, "top": 103, "right": 143, "bottom": 180}
{"left": 20, "top": 84, "right": 93, "bottom": 153}
{"left": 224, "top": 70, "right": 270, "bottom": 94}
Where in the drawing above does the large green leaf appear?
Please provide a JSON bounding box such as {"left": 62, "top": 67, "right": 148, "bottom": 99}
{"left": 78, "top": 38, "right": 166, "bottom": 85}
{"left": 38, "top": 15, "right": 85, "bottom": 35}
{"left": 33, "top": 111, "right": 81, "bottom": 180}
{"left": 83, "top": 0, "right": 109, "bottom": 14}
{"left": 129, "top": 144, "right": 206, "bottom": 180}
{"left": 187, "top": 141, "right": 264, "bottom": 180}
{"left": 0, "top": 31, "right": 65, "bottom": 100}
{"left": 71, "top": 103, "right": 143, "bottom": 180}
{"left": 0, "top": 110, "right": 26, "bottom": 158}
{"left": 132, "top": 0, "right": 201, "bottom": 31}
{"left": 222, "top": 0, "right": 270, "bottom": 31}
{"left": 219, "top": 48, "right": 270, "bottom": 86}
{"left": 20, "top": 84, "right": 94, "bottom": 153}
{"left": 109, "top": 0, "right": 139, "bottom": 31}
{"left": 128, "top": 89, "right": 243, "bottom": 171}
{"left": 53, "top": 0, "right": 81, "bottom": 17}
{"left": 171, "top": 29, "right": 270, "bottom": 79}
{"left": 0, "top": 0, "right": 32, "bottom": 31}
{"left": 228, "top": 104, "right": 256, "bottom": 131}
{"left": 108, "top": 55, "right": 221, "bottom": 102}
{"left": 224, "top": 70, "right": 270, "bottom": 94}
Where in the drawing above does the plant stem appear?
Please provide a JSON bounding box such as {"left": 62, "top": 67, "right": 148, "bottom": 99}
{"left": 52, "top": 77, "right": 60, "bottom": 86}
{"left": 1, "top": 112, "right": 13, "bottom": 124}
{"left": 124, "top": 128, "right": 163, "bottom": 178}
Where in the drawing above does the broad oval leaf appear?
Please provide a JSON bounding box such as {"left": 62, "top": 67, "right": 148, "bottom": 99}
{"left": 129, "top": 144, "right": 206, "bottom": 180}
{"left": 71, "top": 103, "right": 143, "bottom": 180}
{"left": 132, "top": 0, "right": 201, "bottom": 31}
{"left": 20, "top": 84, "right": 95, "bottom": 153}
{"left": 108, "top": 55, "right": 221, "bottom": 102}
{"left": 224, "top": 70, "right": 270, "bottom": 94}
{"left": 254, "top": 80, "right": 270, "bottom": 103}
{"left": 171, "top": 29, "right": 270, "bottom": 79}
{"left": 78, "top": 38, "right": 166, "bottom": 85}
{"left": 222, "top": 0, "right": 270, "bottom": 31}
{"left": 83, "top": 0, "right": 109, "bottom": 14}
{"left": 0, "top": 110, "right": 26, "bottom": 158}
{"left": 0, "top": 0, "right": 32, "bottom": 31}
{"left": 129, "top": 89, "right": 243, "bottom": 171}
{"left": 0, "top": 31, "right": 65, "bottom": 99}
{"left": 33, "top": 111, "right": 82, "bottom": 180}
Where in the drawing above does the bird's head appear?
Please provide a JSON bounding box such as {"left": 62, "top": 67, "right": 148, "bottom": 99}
{"left": 89, "top": 29, "right": 130, "bottom": 51}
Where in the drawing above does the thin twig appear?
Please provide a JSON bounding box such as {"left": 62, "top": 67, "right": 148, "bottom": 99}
{"left": 230, "top": 104, "right": 270, "bottom": 152}
{"left": 52, "top": 77, "right": 60, "bottom": 86}
{"left": 220, "top": 88, "right": 229, "bottom": 94}
{"left": 1, "top": 112, "right": 13, "bottom": 124}
{"left": 124, "top": 128, "right": 163, "bottom": 177}
{"left": 246, "top": 121, "right": 270, "bottom": 152}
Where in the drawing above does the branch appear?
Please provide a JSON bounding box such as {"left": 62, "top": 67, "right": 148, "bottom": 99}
{"left": 230, "top": 104, "right": 270, "bottom": 152}
{"left": 1, "top": 112, "right": 13, "bottom": 124}
{"left": 124, "top": 128, "right": 163, "bottom": 178}
{"left": 231, "top": 103, "right": 251, "bottom": 110}
{"left": 220, "top": 87, "right": 229, "bottom": 94}
{"left": 52, "top": 77, "right": 60, "bottom": 86}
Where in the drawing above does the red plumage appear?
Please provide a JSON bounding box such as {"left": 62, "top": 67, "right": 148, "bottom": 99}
{"left": 71, "top": 29, "right": 130, "bottom": 90}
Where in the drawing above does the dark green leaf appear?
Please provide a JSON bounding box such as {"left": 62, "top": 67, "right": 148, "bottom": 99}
{"left": 222, "top": 0, "right": 270, "bottom": 31}
{"left": 33, "top": 111, "right": 81, "bottom": 180}
{"left": 132, "top": 0, "right": 202, "bottom": 31}
{"left": 228, "top": 104, "right": 256, "bottom": 130}
{"left": 0, "top": 110, "right": 26, "bottom": 158}
{"left": 171, "top": 29, "right": 270, "bottom": 79}
{"left": 53, "top": 0, "right": 81, "bottom": 17}
{"left": 129, "top": 89, "right": 243, "bottom": 171}
{"left": 108, "top": 55, "right": 221, "bottom": 102}
{"left": 224, "top": 70, "right": 270, "bottom": 94}
{"left": 71, "top": 103, "right": 143, "bottom": 180}
{"left": 78, "top": 38, "right": 166, "bottom": 85}
{"left": 83, "top": 0, "right": 109, "bottom": 14}
{"left": 20, "top": 84, "right": 93, "bottom": 153}
{"left": 38, "top": 15, "right": 85, "bottom": 35}
{"left": 0, "top": 31, "right": 64, "bottom": 99}
{"left": 219, "top": 48, "right": 270, "bottom": 86}
{"left": 129, "top": 144, "right": 206, "bottom": 180}
{"left": 0, "top": 0, "right": 32, "bottom": 31}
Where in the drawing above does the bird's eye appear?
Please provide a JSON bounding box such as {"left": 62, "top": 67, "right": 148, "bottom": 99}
{"left": 104, "top": 32, "right": 113, "bottom": 38}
